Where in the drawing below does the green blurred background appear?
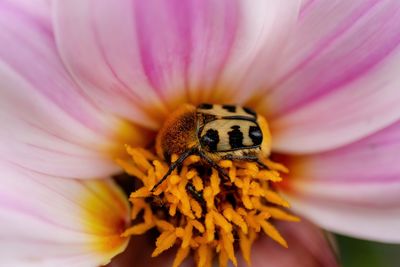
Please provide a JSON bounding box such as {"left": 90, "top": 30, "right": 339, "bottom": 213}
{"left": 336, "top": 235, "right": 400, "bottom": 267}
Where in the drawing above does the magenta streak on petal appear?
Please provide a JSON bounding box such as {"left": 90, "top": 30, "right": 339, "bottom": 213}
{"left": 88, "top": 5, "right": 148, "bottom": 105}
{"left": 15, "top": 106, "right": 93, "bottom": 150}
{"left": 187, "top": 0, "right": 239, "bottom": 101}
{"left": 299, "top": 0, "right": 316, "bottom": 18}
{"left": 269, "top": 0, "right": 400, "bottom": 117}
{"left": 133, "top": 0, "right": 191, "bottom": 97}
{"left": 270, "top": 0, "right": 381, "bottom": 90}
{"left": 23, "top": 142, "right": 100, "bottom": 159}
{"left": 209, "top": 0, "right": 239, "bottom": 93}
{"left": 0, "top": 0, "right": 52, "bottom": 39}
{"left": 165, "top": 0, "right": 192, "bottom": 100}
{"left": 23, "top": 119, "right": 78, "bottom": 147}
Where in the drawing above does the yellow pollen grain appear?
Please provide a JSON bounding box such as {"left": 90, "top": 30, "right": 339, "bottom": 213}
{"left": 257, "top": 170, "right": 282, "bottom": 182}
{"left": 218, "top": 249, "right": 229, "bottom": 267}
{"left": 205, "top": 213, "right": 215, "bottom": 242}
{"left": 126, "top": 145, "right": 153, "bottom": 171}
{"left": 264, "top": 190, "right": 290, "bottom": 208}
{"left": 173, "top": 246, "right": 191, "bottom": 267}
{"left": 118, "top": 148, "right": 297, "bottom": 267}
{"left": 210, "top": 170, "right": 220, "bottom": 195}
{"left": 203, "top": 187, "right": 214, "bottom": 209}
{"left": 264, "top": 159, "right": 289, "bottom": 173}
{"left": 152, "top": 231, "right": 177, "bottom": 257}
{"left": 130, "top": 199, "right": 146, "bottom": 219}
{"left": 223, "top": 206, "right": 248, "bottom": 234}
{"left": 129, "top": 187, "right": 150, "bottom": 198}
{"left": 181, "top": 223, "right": 193, "bottom": 248}
{"left": 190, "top": 199, "right": 203, "bottom": 218}
{"left": 221, "top": 231, "right": 237, "bottom": 266}
{"left": 190, "top": 220, "right": 205, "bottom": 233}
{"left": 260, "top": 220, "right": 288, "bottom": 248}
{"left": 169, "top": 174, "right": 181, "bottom": 185}
{"left": 192, "top": 175, "right": 204, "bottom": 191}
{"left": 211, "top": 210, "right": 232, "bottom": 233}
{"left": 186, "top": 169, "right": 198, "bottom": 180}
{"left": 264, "top": 207, "right": 301, "bottom": 222}
{"left": 156, "top": 220, "right": 175, "bottom": 231}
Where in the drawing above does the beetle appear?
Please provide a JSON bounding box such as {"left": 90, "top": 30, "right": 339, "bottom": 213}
{"left": 151, "top": 103, "right": 272, "bottom": 192}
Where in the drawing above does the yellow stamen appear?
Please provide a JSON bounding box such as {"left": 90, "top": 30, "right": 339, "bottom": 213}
{"left": 118, "top": 146, "right": 299, "bottom": 266}
{"left": 173, "top": 246, "right": 191, "bottom": 267}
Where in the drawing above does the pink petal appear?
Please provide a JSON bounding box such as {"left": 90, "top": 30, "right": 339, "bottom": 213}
{"left": 53, "top": 0, "right": 300, "bottom": 119}
{"left": 261, "top": 0, "right": 400, "bottom": 153}
{"left": 0, "top": 161, "right": 130, "bottom": 266}
{"left": 247, "top": 220, "right": 338, "bottom": 267}
{"left": 211, "top": 1, "right": 301, "bottom": 103}
{"left": 281, "top": 119, "right": 400, "bottom": 242}
{"left": 1, "top": 0, "right": 51, "bottom": 26}
{"left": 0, "top": 2, "right": 148, "bottom": 178}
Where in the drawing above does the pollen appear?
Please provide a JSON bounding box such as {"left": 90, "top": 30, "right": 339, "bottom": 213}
{"left": 117, "top": 146, "right": 299, "bottom": 267}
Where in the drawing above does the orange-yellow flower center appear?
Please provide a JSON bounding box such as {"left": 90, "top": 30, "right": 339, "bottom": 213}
{"left": 116, "top": 145, "right": 299, "bottom": 267}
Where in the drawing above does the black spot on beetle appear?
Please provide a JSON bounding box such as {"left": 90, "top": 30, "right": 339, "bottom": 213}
{"left": 222, "top": 104, "right": 236, "bottom": 113}
{"left": 228, "top": 125, "right": 244, "bottom": 149}
{"left": 200, "top": 129, "right": 220, "bottom": 151}
{"left": 197, "top": 103, "right": 213, "bottom": 109}
{"left": 249, "top": 126, "right": 262, "bottom": 146}
{"left": 243, "top": 106, "right": 257, "bottom": 117}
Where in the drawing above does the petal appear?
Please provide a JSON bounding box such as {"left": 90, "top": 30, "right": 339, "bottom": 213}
{"left": 213, "top": 1, "right": 301, "bottom": 103}
{"left": 262, "top": 0, "right": 400, "bottom": 153}
{"left": 0, "top": 2, "right": 148, "bottom": 178}
{"left": 243, "top": 220, "right": 338, "bottom": 267}
{"left": 1, "top": 0, "right": 51, "bottom": 25}
{"left": 281, "top": 119, "right": 400, "bottom": 242}
{"left": 53, "top": 0, "right": 168, "bottom": 129}
{"left": 0, "top": 161, "right": 130, "bottom": 266}
{"left": 53, "top": 0, "right": 300, "bottom": 122}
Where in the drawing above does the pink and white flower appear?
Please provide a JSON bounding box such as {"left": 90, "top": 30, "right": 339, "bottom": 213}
{"left": 0, "top": 0, "right": 399, "bottom": 266}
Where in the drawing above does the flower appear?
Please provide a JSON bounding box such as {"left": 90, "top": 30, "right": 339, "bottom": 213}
{"left": 118, "top": 145, "right": 296, "bottom": 267}
{"left": 1, "top": 0, "right": 399, "bottom": 266}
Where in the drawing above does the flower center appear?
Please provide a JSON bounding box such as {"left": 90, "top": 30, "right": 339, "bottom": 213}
{"left": 116, "top": 104, "right": 299, "bottom": 267}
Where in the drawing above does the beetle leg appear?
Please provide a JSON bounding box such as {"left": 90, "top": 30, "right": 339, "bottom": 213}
{"left": 254, "top": 158, "right": 270, "bottom": 170}
{"left": 198, "top": 150, "right": 230, "bottom": 181}
{"left": 222, "top": 154, "right": 270, "bottom": 170}
{"left": 151, "top": 147, "right": 197, "bottom": 192}
{"left": 186, "top": 183, "right": 206, "bottom": 210}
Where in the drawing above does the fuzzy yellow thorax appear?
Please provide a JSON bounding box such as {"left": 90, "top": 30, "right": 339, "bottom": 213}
{"left": 117, "top": 145, "right": 299, "bottom": 267}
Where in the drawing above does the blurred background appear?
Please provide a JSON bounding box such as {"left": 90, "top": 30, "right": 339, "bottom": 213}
{"left": 336, "top": 235, "right": 400, "bottom": 267}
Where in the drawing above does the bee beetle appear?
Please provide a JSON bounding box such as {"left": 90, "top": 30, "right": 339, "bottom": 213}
{"left": 151, "top": 103, "right": 272, "bottom": 192}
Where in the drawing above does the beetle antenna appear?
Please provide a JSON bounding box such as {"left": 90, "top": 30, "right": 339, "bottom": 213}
{"left": 151, "top": 147, "right": 197, "bottom": 192}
